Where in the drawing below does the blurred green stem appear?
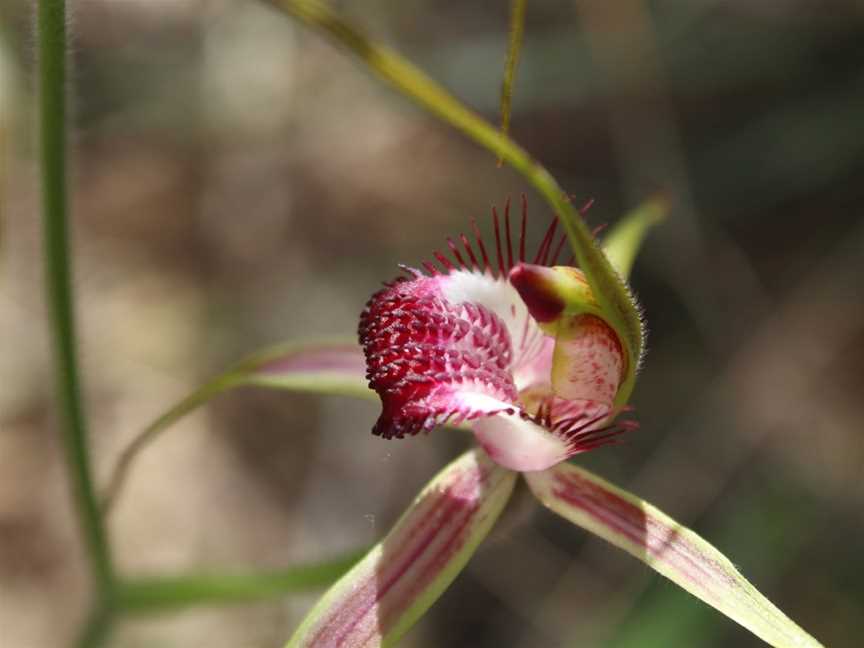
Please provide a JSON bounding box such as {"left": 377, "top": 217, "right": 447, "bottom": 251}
{"left": 100, "top": 372, "right": 245, "bottom": 516}
{"left": 498, "top": 0, "right": 527, "bottom": 165}
{"left": 38, "top": 0, "right": 116, "bottom": 643}
{"left": 76, "top": 603, "right": 116, "bottom": 648}
{"left": 117, "top": 550, "right": 365, "bottom": 613}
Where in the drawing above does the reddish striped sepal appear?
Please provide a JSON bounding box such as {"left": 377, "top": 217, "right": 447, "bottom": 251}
{"left": 287, "top": 449, "right": 516, "bottom": 648}
{"left": 525, "top": 463, "right": 823, "bottom": 648}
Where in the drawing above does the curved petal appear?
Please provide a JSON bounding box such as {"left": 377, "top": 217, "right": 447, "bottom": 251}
{"left": 436, "top": 269, "right": 547, "bottom": 370}
{"left": 473, "top": 412, "right": 568, "bottom": 471}
{"left": 526, "top": 464, "right": 824, "bottom": 648}
{"left": 472, "top": 397, "right": 624, "bottom": 472}
{"left": 551, "top": 313, "right": 624, "bottom": 405}
{"left": 286, "top": 448, "right": 517, "bottom": 648}
{"left": 246, "top": 341, "right": 371, "bottom": 398}
{"left": 511, "top": 334, "right": 554, "bottom": 392}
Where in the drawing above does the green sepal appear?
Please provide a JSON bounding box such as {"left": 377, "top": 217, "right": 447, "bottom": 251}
{"left": 602, "top": 195, "right": 668, "bottom": 280}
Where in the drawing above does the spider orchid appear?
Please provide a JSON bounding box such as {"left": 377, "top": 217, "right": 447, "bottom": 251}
{"left": 358, "top": 199, "right": 633, "bottom": 471}
{"left": 277, "top": 200, "right": 821, "bottom": 648}
{"left": 106, "top": 200, "right": 821, "bottom": 647}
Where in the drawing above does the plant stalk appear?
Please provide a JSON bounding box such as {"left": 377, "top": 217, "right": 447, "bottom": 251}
{"left": 269, "top": 0, "right": 645, "bottom": 405}
{"left": 37, "top": 0, "right": 116, "bottom": 633}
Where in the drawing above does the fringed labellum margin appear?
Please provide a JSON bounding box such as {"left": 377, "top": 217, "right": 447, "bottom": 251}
{"left": 358, "top": 201, "right": 636, "bottom": 471}
{"left": 286, "top": 448, "right": 516, "bottom": 648}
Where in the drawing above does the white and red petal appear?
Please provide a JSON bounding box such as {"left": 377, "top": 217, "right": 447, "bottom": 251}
{"left": 358, "top": 270, "right": 521, "bottom": 438}
{"left": 358, "top": 200, "right": 633, "bottom": 469}
{"left": 287, "top": 449, "right": 517, "bottom": 648}
{"left": 473, "top": 396, "right": 632, "bottom": 472}
{"left": 525, "top": 463, "right": 824, "bottom": 648}
{"left": 511, "top": 334, "right": 554, "bottom": 392}
{"left": 551, "top": 314, "right": 624, "bottom": 405}
{"left": 436, "top": 269, "right": 547, "bottom": 372}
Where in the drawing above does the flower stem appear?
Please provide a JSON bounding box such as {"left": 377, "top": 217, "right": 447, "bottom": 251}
{"left": 76, "top": 601, "right": 116, "bottom": 648}
{"left": 38, "top": 0, "right": 116, "bottom": 626}
{"left": 269, "top": 0, "right": 645, "bottom": 405}
{"left": 498, "top": 0, "right": 527, "bottom": 166}
{"left": 116, "top": 550, "right": 365, "bottom": 613}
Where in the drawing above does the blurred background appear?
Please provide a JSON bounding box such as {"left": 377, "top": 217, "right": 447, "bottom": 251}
{"left": 2, "top": 0, "right": 863, "bottom": 646}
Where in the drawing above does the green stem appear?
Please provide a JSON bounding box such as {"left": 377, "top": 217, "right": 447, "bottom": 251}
{"left": 101, "top": 337, "right": 360, "bottom": 516}
{"left": 270, "top": 0, "right": 644, "bottom": 404}
{"left": 117, "top": 551, "right": 365, "bottom": 613}
{"left": 38, "top": 0, "right": 115, "bottom": 624}
{"left": 76, "top": 602, "right": 115, "bottom": 648}
{"left": 100, "top": 372, "right": 244, "bottom": 516}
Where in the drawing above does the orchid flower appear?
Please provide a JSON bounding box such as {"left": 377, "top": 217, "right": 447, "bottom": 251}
{"left": 358, "top": 198, "right": 632, "bottom": 472}
{"left": 284, "top": 200, "right": 823, "bottom": 648}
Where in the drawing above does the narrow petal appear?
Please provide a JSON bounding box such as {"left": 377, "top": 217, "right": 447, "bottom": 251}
{"left": 526, "top": 464, "right": 824, "bottom": 648}
{"left": 247, "top": 341, "right": 371, "bottom": 398}
{"left": 472, "top": 412, "right": 568, "bottom": 471}
{"left": 286, "top": 448, "right": 517, "bottom": 648}
{"left": 472, "top": 398, "right": 622, "bottom": 472}
{"left": 511, "top": 334, "right": 554, "bottom": 392}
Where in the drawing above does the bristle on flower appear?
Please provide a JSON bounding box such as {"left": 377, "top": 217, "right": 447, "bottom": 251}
{"left": 418, "top": 196, "right": 596, "bottom": 279}
{"left": 358, "top": 275, "right": 519, "bottom": 439}
{"left": 533, "top": 399, "right": 638, "bottom": 454}
{"left": 357, "top": 197, "right": 632, "bottom": 470}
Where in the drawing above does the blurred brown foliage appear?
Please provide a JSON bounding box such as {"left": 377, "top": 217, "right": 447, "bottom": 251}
{"left": 1, "top": 1, "right": 863, "bottom": 646}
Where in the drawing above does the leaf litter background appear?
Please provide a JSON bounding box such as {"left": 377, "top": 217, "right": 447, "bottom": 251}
{"left": 1, "top": 1, "right": 863, "bottom": 646}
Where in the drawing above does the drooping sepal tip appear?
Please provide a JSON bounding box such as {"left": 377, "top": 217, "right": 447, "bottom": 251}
{"left": 286, "top": 448, "right": 517, "bottom": 648}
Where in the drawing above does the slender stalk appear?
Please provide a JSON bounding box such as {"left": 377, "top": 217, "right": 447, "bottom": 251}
{"left": 116, "top": 550, "right": 365, "bottom": 613}
{"left": 498, "top": 0, "right": 527, "bottom": 166}
{"left": 269, "top": 0, "right": 644, "bottom": 405}
{"left": 38, "top": 0, "right": 115, "bottom": 630}
{"left": 101, "top": 337, "right": 366, "bottom": 515}
{"left": 100, "top": 372, "right": 245, "bottom": 516}
{"left": 76, "top": 602, "right": 115, "bottom": 648}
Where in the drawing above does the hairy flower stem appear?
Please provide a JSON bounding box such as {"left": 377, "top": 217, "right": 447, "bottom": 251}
{"left": 38, "top": 0, "right": 117, "bottom": 643}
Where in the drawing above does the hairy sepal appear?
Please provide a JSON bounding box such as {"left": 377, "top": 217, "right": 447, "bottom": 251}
{"left": 526, "top": 463, "right": 824, "bottom": 648}
{"left": 286, "top": 448, "right": 516, "bottom": 648}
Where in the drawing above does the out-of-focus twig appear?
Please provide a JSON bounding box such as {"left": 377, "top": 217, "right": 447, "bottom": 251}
{"left": 38, "top": 0, "right": 118, "bottom": 645}
{"left": 498, "top": 0, "right": 528, "bottom": 166}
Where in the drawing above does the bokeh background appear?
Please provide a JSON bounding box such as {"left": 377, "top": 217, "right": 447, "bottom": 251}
{"left": 2, "top": 1, "right": 863, "bottom": 646}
